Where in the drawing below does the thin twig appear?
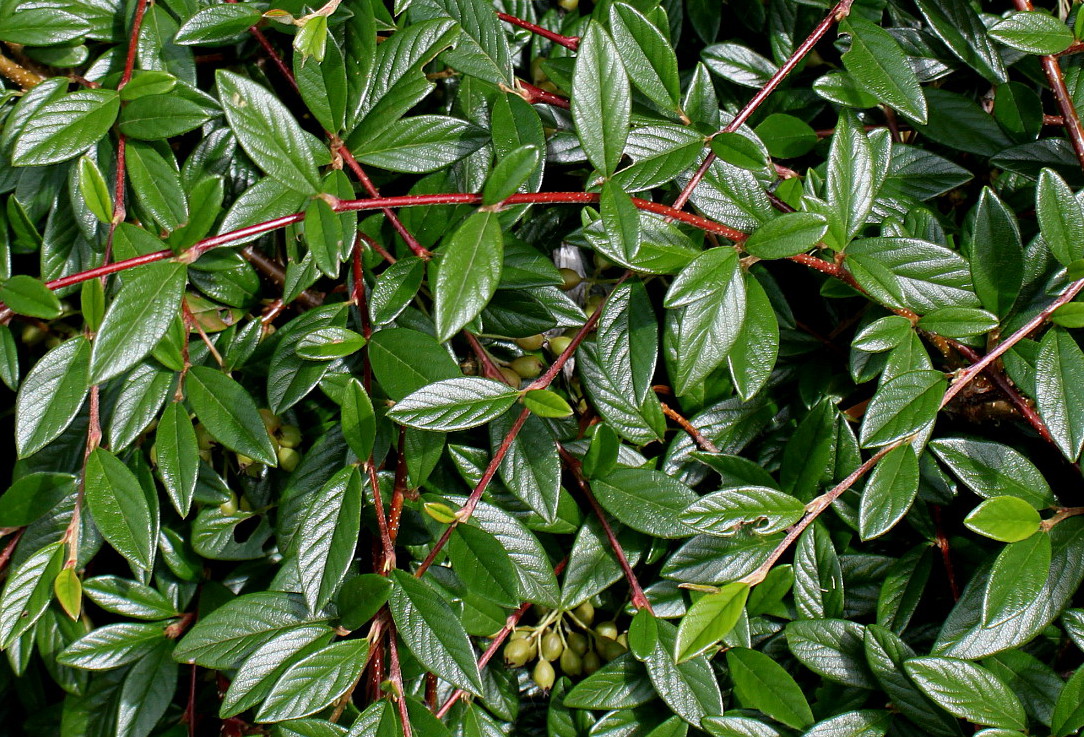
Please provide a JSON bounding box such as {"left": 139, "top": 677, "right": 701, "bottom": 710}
{"left": 0, "top": 49, "right": 44, "bottom": 89}
{"left": 671, "top": 0, "right": 855, "bottom": 210}
{"left": 660, "top": 401, "right": 720, "bottom": 453}
{"left": 388, "top": 626, "right": 414, "bottom": 737}
{"left": 497, "top": 12, "right": 579, "bottom": 50}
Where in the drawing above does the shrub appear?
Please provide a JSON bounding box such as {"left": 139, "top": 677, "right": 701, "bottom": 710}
{"left": 2, "top": 0, "right": 1084, "bottom": 735}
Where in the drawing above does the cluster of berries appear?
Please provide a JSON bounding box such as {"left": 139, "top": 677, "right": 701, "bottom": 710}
{"left": 503, "top": 601, "right": 629, "bottom": 690}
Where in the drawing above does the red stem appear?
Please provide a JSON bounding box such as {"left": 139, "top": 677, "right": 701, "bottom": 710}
{"left": 671, "top": 0, "right": 855, "bottom": 211}
{"left": 516, "top": 80, "right": 571, "bottom": 109}
{"left": 387, "top": 627, "right": 414, "bottom": 737}
{"left": 497, "top": 12, "right": 579, "bottom": 50}
{"left": 119, "top": 0, "right": 150, "bottom": 89}
{"left": 366, "top": 461, "right": 396, "bottom": 573}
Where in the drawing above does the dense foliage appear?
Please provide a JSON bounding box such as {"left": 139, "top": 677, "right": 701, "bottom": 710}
{"left": 3, "top": 0, "right": 1084, "bottom": 735}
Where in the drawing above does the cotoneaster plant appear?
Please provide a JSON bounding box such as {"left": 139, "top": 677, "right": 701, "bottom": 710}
{"left": 2, "top": 0, "right": 1084, "bottom": 735}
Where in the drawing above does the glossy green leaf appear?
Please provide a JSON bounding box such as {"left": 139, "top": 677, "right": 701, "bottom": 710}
{"left": 15, "top": 337, "right": 90, "bottom": 458}
{"left": 675, "top": 582, "right": 749, "bottom": 662}
{"left": 990, "top": 11, "right": 1073, "bottom": 55}
{"left": 964, "top": 496, "right": 1042, "bottom": 543}
{"left": 11, "top": 89, "right": 120, "bottom": 167}
{"left": 185, "top": 365, "right": 278, "bottom": 466}
{"left": 859, "top": 370, "right": 945, "bottom": 448}
{"left": 1036, "top": 327, "right": 1084, "bottom": 461}
{"left": 257, "top": 639, "right": 370, "bottom": 722}
{"left": 0, "top": 275, "right": 62, "bottom": 319}
{"left": 727, "top": 647, "right": 814, "bottom": 729}
{"left": 859, "top": 444, "right": 920, "bottom": 540}
{"left": 85, "top": 448, "right": 158, "bottom": 572}
{"left": 572, "top": 22, "right": 631, "bottom": 176}
{"left": 840, "top": 18, "right": 927, "bottom": 124}
{"left": 743, "top": 212, "right": 828, "bottom": 260}
{"left": 905, "top": 657, "right": 1026, "bottom": 730}
{"left": 90, "top": 261, "right": 187, "bottom": 383}
{"left": 433, "top": 211, "right": 503, "bottom": 342}
{"left": 983, "top": 531, "right": 1051, "bottom": 627}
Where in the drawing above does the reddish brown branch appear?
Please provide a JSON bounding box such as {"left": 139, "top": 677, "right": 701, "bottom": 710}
{"left": 387, "top": 626, "right": 414, "bottom": 737}
{"left": 660, "top": 401, "right": 720, "bottom": 453}
{"left": 515, "top": 80, "right": 571, "bottom": 109}
{"left": 497, "top": 12, "right": 579, "bottom": 50}
{"left": 559, "top": 445, "right": 652, "bottom": 612}
{"left": 671, "top": 0, "right": 855, "bottom": 210}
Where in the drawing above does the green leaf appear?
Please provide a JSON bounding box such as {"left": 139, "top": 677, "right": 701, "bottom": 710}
{"left": 433, "top": 211, "right": 503, "bottom": 342}
{"left": 572, "top": 22, "right": 631, "bottom": 176}
{"left": 596, "top": 281, "right": 658, "bottom": 408}
{"left": 0, "top": 472, "right": 76, "bottom": 527}
{"left": 929, "top": 437, "right": 1055, "bottom": 509}
{"left": 387, "top": 377, "right": 518, "bottom": 431}
{"left": 297, "top": 327, "right": 366, "bottom": 360}
{"left": 257, "top": 639, "right": 370, "bottom": 722}
{"left": 369, "top": 257, "right": 426, "bottom": 326}
{"left": 642, "top": 618, "right": 724, "bottom": 726}
{"left": 174, "top": 3, "right": 264, "bottom": 44}
{"left": 0, "top": 542, "right": 64, "bottom": 648}
{"left": 368, "top": 328, "right": 461, "bottom": 401}
{"left": 983, "top": 531, "right": 1051, "bottom": 627}
{"left": 917, "top": 307, "right": 999, "bottom": 338}
{"left": 969, "top": 188, "right": 1023, "bottom": 318}
{"left": 388, "top": 570, "right": 483, "bottom": 695}
{"left": 78, "top": 155, "right": 113, "bottom": 224}
{"left": 786, "top": 619, "right": 875, "bottom": 689}
{"left": 600, "top": 181, "right": 641, "bottom": 263}
{"left": 609, "top": 3, "right": 681, "bottom": 112}
{"left": 0, "top": 275, "right": 62, "bottom": 319}
{"left": 352, "top": 115, "right": 488, "bottom": 174}
{"left": 155, "top": 401, "right": 199, "bottom": 517}
{"left": 341, "top": 378, "right": 376, "bottom": 462}
{"left": 83, "top": 576, "right": 178, "bottom": 620}
{"left": 1036, "top": 327, "right": 1084, "bottom": 461}
{"left": 990, "top": 11, "right": 1073, "bottom": 55}
{"left": 727, "top": 647, "right": 814, "bottom": 729}
{"left": 296, "top": 467, "right": 363, "bottom": 612}
{"left": 859, "top": 444, "right": 920, "bottom": 540}
{"left": 913, "top": 0, "right": 1007, "bottom": 84}
{"left": 964, "top": 496, "right": 1042, "bottom": 543}
{"left": 840, "top": 17, "right": 927, "bottom": 124}
{"left": 304, "top": 197, "right": 346, "bottom": 278}
{"left": 216, "top": 70, "right": 321, "bottom": 194}
{"left": 174, "top": 592, "right": 317, "bottom": 668}
{"left": 743, "top": 212, "right": 828, "bottom": 260}
{"left": 1052, "top": 303, "right": 1084, "bottom": 329}
{"left": 185, "top": 365, "right": 278, "bottom": 466}
{"left": 1052, "top": 666, "right": 1084, "bottom": 737}
{"left": 859, "top": 369, "right": 946, "bottom": 448}
{"left": 675, "top": 582, "right": 749, "bottom": 662}
{"left": 53, "top": 567, "right": 81, "bottom": 620}
{"left": 338, "top": 575, "right": 393, "bottom": 632}
{"left": 118, "top": 94, "right": 216, "bottom": 140}
{"left": 680, "top": 486, "right": 805, "bottom": 536}
{"left": 410, "top": 0, "right": 513, "bottom": 86}
{"left": 826, "top": 111, "right": 875, "bottom": 245}
{"left": 85, "top": 448, "right": 158, "bottom": 573}
{"left": 592, "top": 467, "right": 697, "bottom": 538}
{"left": 59, "top": 622, "right": 168, "bottom": 670}
{"left": 710, "top": 132, "right": 768, "bottom": 172}
{"left": 754, "top": 113, "right": 818, "bottom": 159}
{"left": 15, "top": 336, "right": 91, "bottom": 458}
{"left": 89, "top": 262, "right": 187, "bottom": 383}
{"left": 905, "top": 657, "right": 1026, "bottom": 730}
{"left": 1037, "top": 168, "right": 1084, "bottom": 267}
{"left": 482, "top": 145, "right": 541, "bottom": 206}
{"left": 446, "top": 522, "right": 520, "bottom": 607}
{"left": 11, "top": 89, "right": 120, "bottom": 167}
{"left": 522, "top": 389, "right": 574, "bottom": 418}
{"left": 563, "top": 655, "right": 656, "bottom": 709}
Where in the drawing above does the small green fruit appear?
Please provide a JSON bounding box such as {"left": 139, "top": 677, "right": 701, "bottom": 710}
{"left": 573, "top": 600, "right": 595, "bottom": 627}
{"left": 259, "top": 409, "right": 281, "bottom": 434}
{"left": 500, "top": 366, "right": 522, "bottom": 387}
{"left": 595, "top": 621, "right": 618, "bottom": 640}
{"left": 548, "top": 336, "right": 573, "bottom": 356}
{"left": 504, "top": 638, "right": 534, "bottom": 667}
{"left": 540, "top": 631, "right": 564, "bottom": 661}
{"left": 559, "top": 268, "right": 582, "bottom": 291}
{"left": 532, "top": 659, "right": 555, "bottom": 690}
{"left": 559, "top": 648, "right": 583, "bottom": 676}
{"left": 277, "top": 446, "right": 301, "bottom": 472}
{"left": 567, "top": 631, "right": 588, "bottom": 656}
{"left": 557, "top": 0, "right": 578, "bottom": 10}
{"left": 511, "top": 355, "right": 544, "bottom": 379}
{"left": 515, "top": 334, "right": 546, "bottom": 351}
{"left": 582, "top": 650, "right": 601, "bottom": 675}
{"left": 598, "top": 638, "right": 627, "bottom": 662}
{"left": 278, "top": 424, "right": 302, "bottom": 448}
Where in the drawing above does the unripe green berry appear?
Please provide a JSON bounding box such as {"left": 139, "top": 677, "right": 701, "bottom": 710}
{"left": 499, "top": 367, "right": 521, "bottom": 387}
{"left": 573, "top": 600, "right": 595, "bottom": 627}
{"left": 567, "top": 632, "right": 588, "bottom": 656}
{"left": 532, "top": 659, "right": 555, "bottom": 690}
{"left": 582, "top": 649, "right": 601, "bottom": 675}
{"left": 598, "top": 638, "right": 627, "bottom": 662}
{"left": 559, "top": 268, "right": 582, "bottom": 291}
{"left": 510, "top": 355, "right": 544, "bottom": 379}
{"left": 259, "top": 409, "right": 281, "bottom": 434}
{"left": 595, "top": 621, "right": 618, "bottom": 640}
{"left": 515, "top": 334, "right": 546, "bottom": 351}
{"left": 540, "top": 631, "right": 564, "bottom": 661}
{"left": 557, "top": 0, "right": 578, "bottom": 10}
{"left": 559, "top": 648, "right": 583, "bottom": 676}
{"left": 278, "top": 424, "right": 302, "bottom": 448}
{"left": 548, "top": 336, "right": 573, "bottom": 356}
{"left": 504, "top": 638, "right": 534, "bottom": 667}
{"left": 219, "top": 495, "right": 238, "bottom": 515}
{"left": 616, "top": 633, "right": 628, "bottom": 648}
{"left": 277, "top": 446, "right": 301, "bottom": 472}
